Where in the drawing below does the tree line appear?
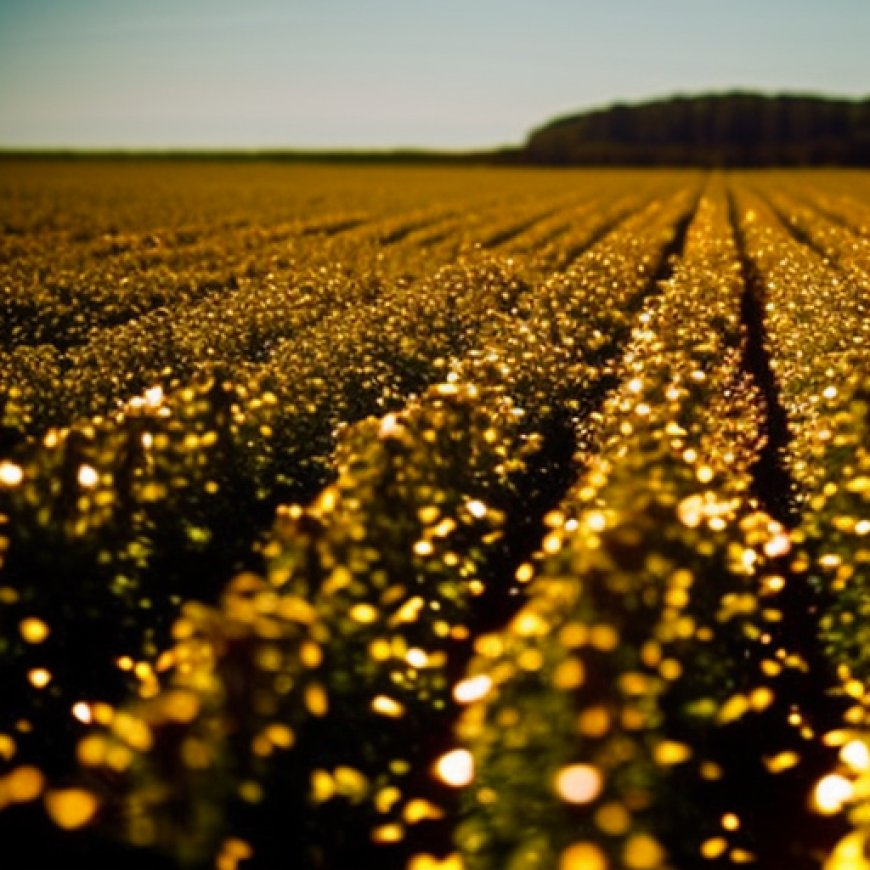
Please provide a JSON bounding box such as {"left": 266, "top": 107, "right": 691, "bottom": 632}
{"left": 522, "top": 92, "right": 870, "bottom": 166}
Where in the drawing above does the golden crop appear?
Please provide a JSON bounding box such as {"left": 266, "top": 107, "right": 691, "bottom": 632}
{"left": 0, "top": 162, "right": 868, "bottom": 869}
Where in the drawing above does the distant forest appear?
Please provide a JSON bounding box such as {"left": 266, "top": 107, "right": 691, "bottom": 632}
{"left": 522, "top": 93, "right": 870, "bottom": 166}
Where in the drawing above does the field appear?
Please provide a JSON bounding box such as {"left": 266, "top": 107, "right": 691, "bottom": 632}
{"left": 2, "top": 161, "right": 870, "bottom": 869}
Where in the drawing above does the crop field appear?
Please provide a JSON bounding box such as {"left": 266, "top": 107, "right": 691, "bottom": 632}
{"left": 3, "top": 161, "right": 870, "bottom": 869}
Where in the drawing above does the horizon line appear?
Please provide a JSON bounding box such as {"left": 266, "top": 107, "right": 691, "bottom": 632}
{"left": 3, "top": 89, "right": 867, "bottom": 156}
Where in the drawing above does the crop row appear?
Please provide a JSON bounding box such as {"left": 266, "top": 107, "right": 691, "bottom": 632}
{"left": 733, "top": 186, "right": 870, "bottom": 869}
{"left": 757, "top": 187, "right": 870, "bottom": 287}
{"left": 0, "top": 177, "right": 666, "bottom": 444}
{"left": 450, "top": 182, "right": 813, "bottom": 870}
{"left": 3, "top": 185, "right": 702, "bottom": 867}
{"left": 0, "top": 168, "right": 663, "bottom": 353}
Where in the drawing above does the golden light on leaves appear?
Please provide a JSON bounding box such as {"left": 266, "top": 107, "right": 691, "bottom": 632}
{"left": 19, "top": 617, "right": 50, "bottom": 644}
{"left": 77, "top": 464, "right": 99, "bottom": 488}
{"left": 304, "top": 684, "right": 329, "bottom": 716}
{"left": 371, "top": 695, "right": 405, "bottom": 718}
{"left": 701, "top": 837, "right": 728, "bottom": 859}
{"left": 586, "top": 510, "right": 607, "bottom": 532}
{"left": 825, "top": 831, "right": 870, "bottom": 870}
{"left": 28, "top": 668, "right": 52, "bottom": 689}
{"left": 578, "top": 706, "right": 611, "bottom": 738}
{"left": 161, "top": 690, "right": 201, "bottom": 724}
{"left": 44, "top": 789, "right": 100, "bottom": 830}
{"left": 3, "top": 766, "right": 45, "bottom": 803}
{"left": 0, "top": 735, "right": 16, "bottom": 762}
{"left": 403, "top": 798, "right": 444, "bottom": 824}
{"left": 433, "top": 749, "right": 474, "bottom": 787}
{"left": 717, "top": 694, "right": 750, "bottom": 724}
{"left": 264, "top": 723, "right": 295, "bottom": 749}
{"left": 722, "top": 812, "right": 740, "bottom": 831}
{"left": 595, "top": 802, "right": 630, "bottom": 836}
{"left": 653, "top": 740, "right": 692, "bottom": 766}
{"left": 553, "top": 657, "right": 585, "bottom": 690}
{"left": 559, "top": 842, "right": 608, "bottom": 870}
{"left": 0, "top": 461, "right": 24, "bottom": 487}
{"left": 513, "top": 611, "right": 548, "bottom": 638}
{"left": 764, "top": 751, "right": 800, "bottom": 773}
{"left": 350, "top": 603, "right": 378, "bottom": 624}
{"left": 413, "top": 540, "right": 435, "bottom": 557}
{"left": 371, "top": 823, "right": 404, "bottom": 843}
{"left": 763, "top": 530, "right": 792, "bottom": 558}
{"left": 453, "top": 674, "right": 493, "bottom": 704}
{"left": 333, "top": 766, "right": 368, "bottom": 800}
{"left": 311, "top": 770, "right": 334, "bottom": 804}
{"left": 696, "top": 464, "right": 714, "bottom": 484}
{"left": 71, "top": 702, "right": 92, "bottom": 724}
{"left": 514, "top": 562, "right": 534, "bottom": 583}
{"left": 841, "top": 739, "right": 870, "bottom": 772}
{"left": 374, "top": 785, "right": 401, "bottom": 814}
{"left": 814, "top": 774, "right": 854, "bottom": 815}
{"left": 623, "top": 834, "right": 666, "bottom": 869}
{"left": 406, "top": 647, "right": 429, "bottom": 668}
{"left": 554, "top": 764, "right": 603, "bottom": 804}
{"left": 216, "top": 838, "right": 254, "bottom": 870}
{"left": 466, "top": 499, "right": 487, "bottom": 519}
{"left": 408, "top": 855, "right": 463, "bottom": 870}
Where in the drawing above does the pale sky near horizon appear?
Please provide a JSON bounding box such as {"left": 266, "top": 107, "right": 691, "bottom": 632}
{"left": 0, "top": 0, "right": 867, "bottom": 149}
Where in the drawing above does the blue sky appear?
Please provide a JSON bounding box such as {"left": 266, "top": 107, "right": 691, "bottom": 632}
{"left": 0, "top": 0, "right": 867, "bottom": 148}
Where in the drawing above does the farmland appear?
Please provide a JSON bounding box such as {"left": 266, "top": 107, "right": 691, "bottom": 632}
{"left": 1, "top": 161, "right": 870, "bottom": 868}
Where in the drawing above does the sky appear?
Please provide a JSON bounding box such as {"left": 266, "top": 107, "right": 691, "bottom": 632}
{"left": 0, "top": 0, "right": 867, "bottom": 150}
